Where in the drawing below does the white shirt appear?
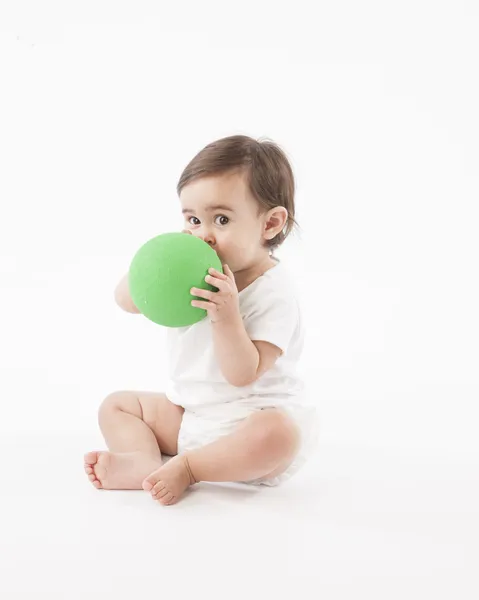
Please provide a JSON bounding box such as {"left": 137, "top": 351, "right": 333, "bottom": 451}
{"left": 165, "top": 260, "right": 305, "bottom": 411}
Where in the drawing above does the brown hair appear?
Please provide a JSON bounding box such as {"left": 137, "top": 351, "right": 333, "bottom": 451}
{"left": 177, "top": 135, "right": 297, "bottom": 249}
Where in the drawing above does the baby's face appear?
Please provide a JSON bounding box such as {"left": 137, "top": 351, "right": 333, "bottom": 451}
{"left": 179, "top": 171, "right": 269, "bottom": 272}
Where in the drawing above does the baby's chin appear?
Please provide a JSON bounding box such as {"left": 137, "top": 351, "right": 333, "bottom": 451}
{"left": 215, "top": 253, "right": 229, "bottom": 269}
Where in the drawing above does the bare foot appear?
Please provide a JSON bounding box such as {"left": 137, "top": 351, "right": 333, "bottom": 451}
{"left": 84, "top": 451, "right": 162, "bottom": 490}
{"left": 142, "top": 455, "right": 196, "bottom": 505}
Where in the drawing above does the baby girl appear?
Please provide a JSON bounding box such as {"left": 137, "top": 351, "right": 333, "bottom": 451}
{"left": 84, "top": 134, "right": 318, "bottom": 505}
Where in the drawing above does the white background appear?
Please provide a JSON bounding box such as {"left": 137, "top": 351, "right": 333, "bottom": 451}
{"left": 0, "top": 2, "right": 477, "bottom": 599}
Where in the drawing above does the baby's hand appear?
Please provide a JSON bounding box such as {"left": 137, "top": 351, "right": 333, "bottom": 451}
{"left": 190, "top": 265, "right": 240, "bottom": 324}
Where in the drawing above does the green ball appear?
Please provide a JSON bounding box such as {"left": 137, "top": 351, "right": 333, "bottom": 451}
{"left": 128, "top": 232, "right": 223, "bottom": 327}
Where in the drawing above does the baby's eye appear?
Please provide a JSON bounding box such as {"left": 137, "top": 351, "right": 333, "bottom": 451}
{"left": 188, "top": 216, "right": 200, "bottom": 225}
{"left": 215, "top": 215, "right": 229, "bottom": 226}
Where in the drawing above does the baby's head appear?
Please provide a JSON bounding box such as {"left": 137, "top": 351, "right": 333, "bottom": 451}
{"left": 177, "top": 135, "right": 297, "bottom": 274}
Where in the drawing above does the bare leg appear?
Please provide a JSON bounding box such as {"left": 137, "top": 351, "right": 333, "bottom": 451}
{"left": 84, "top": 391, "right": 184, "bottom": 490}
{"left": 142, "top": 409, "right": 300, "bottom": 505}
{"left": 97, "top": 391, "right": 183, "bottom": 456}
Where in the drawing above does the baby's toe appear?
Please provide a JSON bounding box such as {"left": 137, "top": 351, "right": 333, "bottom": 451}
{"left": 84, "top": 451, "right": 99, "bottom": 466}
{"left": 153, "top": 485, "right": 169, "bottom": 500}
{"left": 159, "top": 492, "right": 176, "bottom": 506}
{"left": 142, "top": 479, "right": 154, "bottom": 492}
{"left": 142, "top": 470, "right": 162, "bottom": 491}
{"left": 83, "top": 451, "right": 103, "bottom": 488}
{"left": 86, "top": 469, "right": 102, "bottom": 488}
{"left": 152, "top": 480, "right": 166, "bottom": 494}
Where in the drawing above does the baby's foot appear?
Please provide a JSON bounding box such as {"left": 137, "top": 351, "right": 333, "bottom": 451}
{"left": 84, "top": 451, "right": 162, "bottom": 490}
{"left": 142, "top": 455, "right": 196, "bottom": 505}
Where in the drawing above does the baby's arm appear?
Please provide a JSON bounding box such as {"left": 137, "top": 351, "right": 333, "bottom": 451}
{"left": 212, "top": 316, "right": 281, "bottom": 387}
{"left": 114, "top": 273, "right": 140, "bottom": 314}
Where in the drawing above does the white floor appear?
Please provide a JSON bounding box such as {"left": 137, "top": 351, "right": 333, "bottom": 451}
{"left": 1, "top": 432, "right": 477, "bottom": 599}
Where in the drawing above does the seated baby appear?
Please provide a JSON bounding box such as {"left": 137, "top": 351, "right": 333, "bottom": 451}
{"left": 84, "top": 134, "right": 318, "bottom": 505}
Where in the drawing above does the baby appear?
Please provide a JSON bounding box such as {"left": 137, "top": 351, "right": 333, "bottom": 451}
{"left": 84, "top": 135, "right": 318, "bottom": 505}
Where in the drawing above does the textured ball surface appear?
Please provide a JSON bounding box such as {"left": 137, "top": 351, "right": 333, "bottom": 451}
{"left": 128, "top": 233, "right": 223, "bottom": 327}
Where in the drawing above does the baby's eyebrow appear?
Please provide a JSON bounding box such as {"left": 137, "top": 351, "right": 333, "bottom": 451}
{"left": 182, "top": 204, "right": 235, "bottom": 214}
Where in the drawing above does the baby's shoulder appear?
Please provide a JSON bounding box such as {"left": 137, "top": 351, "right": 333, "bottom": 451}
{"left": 239, "top": 262, "right": 300, "bottom": 312}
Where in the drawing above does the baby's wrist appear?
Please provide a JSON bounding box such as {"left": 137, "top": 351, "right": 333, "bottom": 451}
{"left": 211, "top": 311, "right": 243, "bottom": 332}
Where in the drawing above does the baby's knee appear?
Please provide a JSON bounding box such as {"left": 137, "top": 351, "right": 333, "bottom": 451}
{"left": 249, "top": 410, "right": 300, "bottom": 459}
{"left": 98, "top": 391, "right": 140, "bottom": 419}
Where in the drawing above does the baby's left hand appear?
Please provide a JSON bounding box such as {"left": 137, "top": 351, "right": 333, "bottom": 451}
{"left": 191, "top": 265, "right": 240, "bottom": 324}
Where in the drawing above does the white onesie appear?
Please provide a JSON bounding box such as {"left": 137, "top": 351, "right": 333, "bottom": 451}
{"left": 165, "top": 259, "right": 318, "bottom": 485}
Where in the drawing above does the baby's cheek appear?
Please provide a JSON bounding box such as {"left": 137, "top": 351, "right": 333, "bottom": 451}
{"left": 229, "top": 232, "right": 247, "bottom": 249}
{"left": 219, "top": 235, "right": 236, "bottom": 253}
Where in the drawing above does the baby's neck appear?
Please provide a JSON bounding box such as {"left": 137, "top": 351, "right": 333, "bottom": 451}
{"left": 234, "top": 253, "right": 277, "bottom": 293}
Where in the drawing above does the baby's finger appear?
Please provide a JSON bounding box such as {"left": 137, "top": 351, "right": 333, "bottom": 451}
{"left": 208, "top": 267, "right": 228, "bottom": 280}
{"left": 191, "top": 299, "right": 217, "bottom": 313}
{"left": 223, "top": 264, "right": 235, "bottom": 279}
{"left": 191, "top": 287, "right": 216, "bottom": 302}
{"left": 205, "top": 274, "right": 229, "bottom": 292}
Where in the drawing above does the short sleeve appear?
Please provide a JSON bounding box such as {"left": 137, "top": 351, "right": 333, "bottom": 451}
{"left": 243, "top": 294, "right": 298, "bottom": 354}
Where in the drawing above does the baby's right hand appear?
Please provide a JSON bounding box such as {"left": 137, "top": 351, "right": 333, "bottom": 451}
{"left": 182, "top": 229, "right": 192, "bottom": 235}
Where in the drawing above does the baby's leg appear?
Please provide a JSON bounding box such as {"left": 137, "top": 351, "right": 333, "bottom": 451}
{"left": 143, "top": 409, "right": 300, "bottom": 505}
{"left": 84, "top": 391, "right": 184, "bottom": 490}
{"left": 98, "top": 391, "right": 183, "bottom": 456}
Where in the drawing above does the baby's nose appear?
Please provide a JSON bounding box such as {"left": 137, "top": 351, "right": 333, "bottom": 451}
{"left": 181, "top": 229, "right": 216, "bottom": 246}
{"left": 198, "top": 231, "right": 216, "bottom": 247}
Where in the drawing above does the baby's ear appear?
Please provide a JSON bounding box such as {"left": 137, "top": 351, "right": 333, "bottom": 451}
{"left": 264, "top": 207, "right": 288, "bottom": 240}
